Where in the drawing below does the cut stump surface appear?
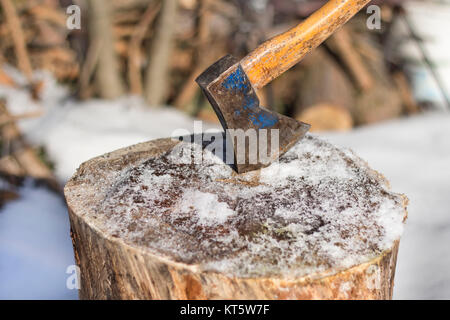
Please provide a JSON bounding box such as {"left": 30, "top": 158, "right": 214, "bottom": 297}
{"left": 65, "top": 135, "right": 407, "bottom": 299}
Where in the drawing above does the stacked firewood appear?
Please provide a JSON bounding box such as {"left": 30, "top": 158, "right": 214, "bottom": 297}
{"left": 0, "top": 0, "right": 419, "bottom": 131}
{"left": 0, "top": 99, "right": 59, "bottom": 193}
{"left": 0, "top": 0, "right": 67, "bottom": 191}
{"left": 287, "top": 13, "right": 419, "bottom": 131}
{"left": 0, "top": 0, "right": 78, "bottom": 84}
{"left": 109, "top": 0, "right": 419, "bottom": 129}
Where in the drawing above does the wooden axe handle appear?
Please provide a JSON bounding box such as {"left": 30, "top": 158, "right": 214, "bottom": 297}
{"left": 241, "top": 0, "right": 371, "bottom": 90}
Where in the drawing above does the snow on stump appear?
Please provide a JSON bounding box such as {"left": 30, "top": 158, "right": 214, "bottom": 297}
{"left": 64, "top": 135, "right": 408, "bottom": 299}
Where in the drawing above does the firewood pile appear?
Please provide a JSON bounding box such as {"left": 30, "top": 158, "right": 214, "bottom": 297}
{"left": 0, "top": 99, "right": 59, "bottom": 189}
{"left": 0, "top": 0, "right": 419, "bottom": 132}
{"left": 0, "top": 0, "right": 78, "bottom": 84}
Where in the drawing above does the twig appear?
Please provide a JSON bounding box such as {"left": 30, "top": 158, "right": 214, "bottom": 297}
{"left": 400, "top": 8, "right": 450, "bottom": 110}
{"left": 28, "top": 5, "right": 67, "bottom": 27}
{"left": 175, "top": 0, "right": 211, "bottom": 110}
{"left": 0, "top": 0, "right": 33, "bottom": 81}
{"left": 128, "top": 1, "right": 161, "bottom": 95}
{"left": 0, "top": 101, "right": 58, "bottom": 190}
{"left": 0, "top": 110, "right": 44, "bottom": 127}
{"left": 78, "top": 38, "right": 101, "bottom": 99}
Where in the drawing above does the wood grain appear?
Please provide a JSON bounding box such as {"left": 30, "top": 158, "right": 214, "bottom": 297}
{"left": 241, "top": 0, "right": 371, "bottom": 89}
{"left": 65, "top": 138, "right": 404, "bottom": 300}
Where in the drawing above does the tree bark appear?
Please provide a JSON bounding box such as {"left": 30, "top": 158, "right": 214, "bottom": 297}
{"left": 87, "top": 0, "right": 125, "bottom": 99}
{"left": 65, "top": 138, "right": 406, "bottom": 300}
{"left": 144, "top": 0, "right": 178, "bottom": 106}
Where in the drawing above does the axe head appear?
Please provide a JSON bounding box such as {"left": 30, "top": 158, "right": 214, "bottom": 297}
{"left": 196, "top": 55, "right": 310, "bottom": 173}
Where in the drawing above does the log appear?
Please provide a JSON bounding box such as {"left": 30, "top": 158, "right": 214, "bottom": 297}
{"left": 196, "top": 104, "right": 220, "bottom": 123}
{"left": 1, "top": 0, "right": 33, "bottom": 81}
{"left": 294, "top": 49, "right": 355, "bottom": 115}
{"left": 392, "top": 71, "right": 419, "bottom": 114}
{"left": 65, "top": 136, "right": 408, "bottom": 299}
{"left": 326, "top": 27, "right": 374, "bottom": 92}
{"left": 28, "top": 5, "right": 67, "bottom": 27}
{"left": 87, "top": 0, "right": 125, "bottom": 99}
{"left": 296, "top": 103, "right": 353, "bottom": 132}
{"left": 348, "top": 30, "right": 403, "bottom": 125}
{"left": 353, "top": 77, "right": 402, "bottom": 125}
{"left": 173, "top": 1, "right": 227, "bottom": 111}
{"left": 144, "top": 0, "right": 178, "bottom": 106}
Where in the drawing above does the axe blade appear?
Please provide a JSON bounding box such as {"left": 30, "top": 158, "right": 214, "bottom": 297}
{"left": 196, "top": 55, "right": 310, "bottom": 173}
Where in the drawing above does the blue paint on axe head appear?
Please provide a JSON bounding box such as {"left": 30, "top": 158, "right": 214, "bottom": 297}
{"left": 222, "top": 67, "right": 249, "bottom": 93}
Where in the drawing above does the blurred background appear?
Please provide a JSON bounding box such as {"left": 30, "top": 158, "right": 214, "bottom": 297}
{"left": 0, "top": 0, "right": 449, "bottom": 299}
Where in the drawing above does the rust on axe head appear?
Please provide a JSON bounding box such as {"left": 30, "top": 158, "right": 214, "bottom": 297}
{"left": 196, "top": 55, "right": 310, "bottom": 173}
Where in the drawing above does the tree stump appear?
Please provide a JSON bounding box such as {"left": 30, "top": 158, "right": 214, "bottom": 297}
{"left": 64, "top": 135, "right": 408, "bottom": 300}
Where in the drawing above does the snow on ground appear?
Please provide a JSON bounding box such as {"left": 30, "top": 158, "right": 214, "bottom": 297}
{"left": 321, "top": 112, "right": 450, "bottom": 299}
{"left": 0, "top": 68, "right": 219, "bottom": 299}
{"left": 1, "top": 106, "right": 448, "bottom": 298}
{"left": 1, "top": 70, "right": 450, "bottom": 298}
{"left": 0, "top": 66, "right": 218, "bottom": 182}
{"left": 0, "top": 181, "right": 77, "bottom": 299}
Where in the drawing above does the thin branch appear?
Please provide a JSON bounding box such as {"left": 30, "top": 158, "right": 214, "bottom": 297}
{"left": 0, "top": 0, "right": 33, "bottom": 81}
{"left": 128, "top": 1, "right": 161, "bottom": 95}
{"left": 400, "top": 9, "right": 450, "bottom": 110}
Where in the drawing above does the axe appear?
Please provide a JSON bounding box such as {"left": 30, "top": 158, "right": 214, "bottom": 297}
{"left": 196, "top": 0, "right": 370, "bottom": 173}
